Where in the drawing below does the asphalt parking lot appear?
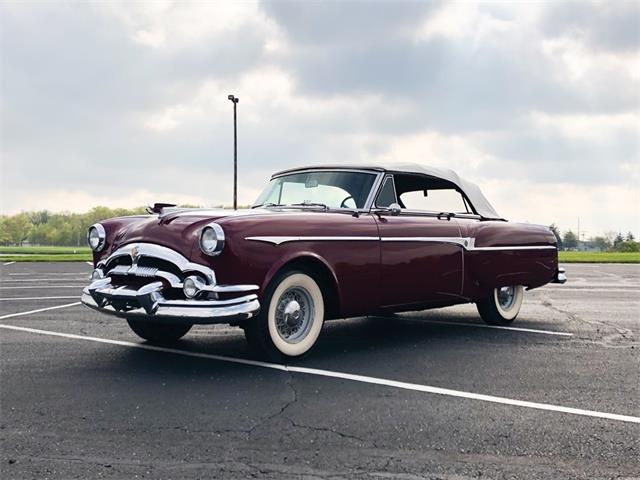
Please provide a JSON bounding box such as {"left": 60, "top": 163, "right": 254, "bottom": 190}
{"left": 1, "top": 262, "right": 638, "bottom": 479}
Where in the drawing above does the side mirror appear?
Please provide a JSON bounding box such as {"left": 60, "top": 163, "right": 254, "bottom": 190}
{"left": 389, "top": 203, "right": 401, "bottom": 216}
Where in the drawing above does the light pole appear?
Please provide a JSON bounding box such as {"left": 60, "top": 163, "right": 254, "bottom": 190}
{"left": 227, "top": 94, "right": 239, "bottom": 210}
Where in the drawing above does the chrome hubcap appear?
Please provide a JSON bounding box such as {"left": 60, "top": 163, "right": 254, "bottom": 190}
{"left": 497, "top": 286, "right": 517, "bottom": 310}
{"left": 275, "top": 287, "right": 314, "bottom": 343}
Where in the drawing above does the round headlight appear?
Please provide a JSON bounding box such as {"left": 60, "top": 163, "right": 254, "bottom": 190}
{"left": 87, "top": 224, "right": 106, "bottom": 252}
{"left": 199, "top": 223, "right": 225, "bottom": 256}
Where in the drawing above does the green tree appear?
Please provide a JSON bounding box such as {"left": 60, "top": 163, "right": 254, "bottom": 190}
{"left": 563, "top": 230, "right": 578, "bottom": 250}
{"left": 626, "top": 232, "right": 635, "bottom": 242}
{"left": 3, "top": 213, "right": 32, "bottom": 245}
{"left": 613, "top": 233, "right": 625, "bottom": 248}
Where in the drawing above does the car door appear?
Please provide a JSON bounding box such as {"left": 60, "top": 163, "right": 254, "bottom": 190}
{"left": 374, "top": 174, "right": 464, "bottom": 308}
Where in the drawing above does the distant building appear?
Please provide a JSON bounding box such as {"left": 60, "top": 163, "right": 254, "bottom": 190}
{"left": 576, "top": 241, "right": 603, "bottom": 252}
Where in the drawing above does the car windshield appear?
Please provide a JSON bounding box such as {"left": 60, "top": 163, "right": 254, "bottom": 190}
{"left": 254, "top": 171, "right": 377, "bottom": 209}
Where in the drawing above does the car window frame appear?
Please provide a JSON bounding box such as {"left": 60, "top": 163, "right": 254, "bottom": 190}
{"left": 373, "top": 172, "right": 481, "bottom": 219}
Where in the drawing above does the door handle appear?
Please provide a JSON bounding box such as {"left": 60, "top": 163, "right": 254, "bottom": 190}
{"left": 437, "top": 212, "right": 454, "bottom": 221}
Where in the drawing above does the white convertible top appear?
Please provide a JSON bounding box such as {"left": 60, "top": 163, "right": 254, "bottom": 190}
{"left": 273, "top": 163, "right": 503, "bottom": 220}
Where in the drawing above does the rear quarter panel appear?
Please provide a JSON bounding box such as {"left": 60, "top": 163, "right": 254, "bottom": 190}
{"left": 458, "top": 220, "right": 558, "bottom": 299}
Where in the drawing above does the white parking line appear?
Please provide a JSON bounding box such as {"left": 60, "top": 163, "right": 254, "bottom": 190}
{"left": 86, "top": 261, "right": 94, "bottom": 266}
{"left": 0, "top": 285, "right": 84, "bottom": 290}
{"left": 0, "top": 312, "right": 637, "bottom": 424}
{"left": 0, "top": 302, "right": 82, "bottom": 320}
{"left": 0, "top": 296, "right": 81, "bottom": 301}
{"left": 2, "top": 261, "right": 16, "bottom": 266}
{"left": 8, "top": 272, "right": 89, "bottom": 276}
{"left": 3, "top": 278, "right": 87, "bottom": 283}
{"left": 411, "top": 319, "right": 573, "bottom": 336}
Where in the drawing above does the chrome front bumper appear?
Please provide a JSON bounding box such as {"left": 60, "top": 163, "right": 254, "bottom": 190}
{"left": 81, "top": 277, "right": 260, "bottom": 325}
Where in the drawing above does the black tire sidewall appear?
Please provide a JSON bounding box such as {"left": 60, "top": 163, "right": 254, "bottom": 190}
{"left": 126, "top": 319, "right": 192, "bottom": 343}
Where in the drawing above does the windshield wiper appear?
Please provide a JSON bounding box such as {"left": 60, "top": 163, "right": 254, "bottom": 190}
{"left": 252, "top": 202, "right": 286, "bottom": 209}
{"left": 290, "top": 202, "right": 329, "bottom": 210}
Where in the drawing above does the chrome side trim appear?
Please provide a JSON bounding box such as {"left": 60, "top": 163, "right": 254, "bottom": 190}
{"left": 470, "top": 245, "right": 557, "bottom": 251}
{"left": 246, "top": 235, "right": 557, "bottom": 251}
{"left": 245, "top": 236, "right": 379, "bottom": 245}
{"left": 382, "top": 236, "right": 472, "bottom": 248}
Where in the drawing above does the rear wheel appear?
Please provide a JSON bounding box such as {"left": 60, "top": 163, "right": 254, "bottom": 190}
{"left": 243, "top": 270, "right": 325, "bottom": 361}
{"left": 126, "top": 319, "right": 192, "bottom": 343}
{"left": 476, "top": 285, "right": 524, "bottom": 325}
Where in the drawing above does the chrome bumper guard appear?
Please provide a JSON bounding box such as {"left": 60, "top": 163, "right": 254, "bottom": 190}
{"left": 552, "top": 267, "right": 567, "bottom": 284}
{"left": 82, "top": 277, "right": 260, "bottom": 324}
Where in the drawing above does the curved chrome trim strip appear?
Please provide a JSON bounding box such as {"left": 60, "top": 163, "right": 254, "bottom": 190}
{"left": 382, "top": 236, "right": 471, "bottom": 248}
{"left": 470, "top": 245, "right": 557, "bottom": 251}
{"left": 245, "top": 236, "right": 379, "bottom": 245}
{"left": 99, "top": 243, "right": 216, "bottom": 284}
{"left": 246, "top": 235, "right": 557, "bottom": 251}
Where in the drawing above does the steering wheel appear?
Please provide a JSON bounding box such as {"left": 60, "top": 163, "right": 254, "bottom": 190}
{"left": 340, "top": 195, "right": 355, "bottom": 208}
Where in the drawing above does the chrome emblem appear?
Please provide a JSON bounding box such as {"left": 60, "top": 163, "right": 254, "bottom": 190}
{"left": 131, "top": 246, "right": 140, "bottom": 264}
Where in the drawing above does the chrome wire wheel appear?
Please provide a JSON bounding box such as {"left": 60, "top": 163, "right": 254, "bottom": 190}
{"left": 496, "top": 286, "right": 517, "bottom": 311}
{"left": 264, "top": 271, "right": 325, "bottom": 358}
{"left": 275, "top": 286, "right": 315, "bottom": 344}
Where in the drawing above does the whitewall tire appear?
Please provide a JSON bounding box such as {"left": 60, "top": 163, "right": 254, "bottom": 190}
{"left": 476, "top": 285, "right": 524, "bottom": 325}
{"left": 243, "top": 270, "right": 325, "bottom": 360}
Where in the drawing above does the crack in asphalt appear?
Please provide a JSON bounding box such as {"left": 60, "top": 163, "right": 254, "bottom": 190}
{"left": 540, "top": 295, "right": 637, "bottom": 348}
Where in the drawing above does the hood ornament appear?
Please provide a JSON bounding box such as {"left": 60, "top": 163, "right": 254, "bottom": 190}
{"left": 131, "top": 246, "right": 140, "bottom": 265}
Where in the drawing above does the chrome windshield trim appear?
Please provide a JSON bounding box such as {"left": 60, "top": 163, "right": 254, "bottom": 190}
{"left": 99, "top": 243, "right": 216, "bottom": 284}
{"left": 363, "top": 171, "right": 386, "bottom": 210}
{"left": 257, "top": 169, "right": 383, "bottom": 211}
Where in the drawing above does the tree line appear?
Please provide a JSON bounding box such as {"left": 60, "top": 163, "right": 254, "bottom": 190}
{"left": 0, "top": 209, "right": 638, "bottom": 252}
{"left": 0, "top": 207, "right": 148, "bottom": 246}
{"left": 549, "top": 224, "right": 638, "bottom": 252}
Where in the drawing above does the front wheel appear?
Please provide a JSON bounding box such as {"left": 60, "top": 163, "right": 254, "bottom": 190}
{"left": 476, "top": 285, "right": 524, "bottom": 325}
{"left": 126, "top": 319, "right": 192, "bottom": 344}
{"left": 243, "top": 270, "right": 325, "bottom": 361}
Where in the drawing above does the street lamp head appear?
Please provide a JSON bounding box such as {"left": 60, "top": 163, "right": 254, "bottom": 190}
{"left": 227, "top": 94, "right": 239, "bottom": 103}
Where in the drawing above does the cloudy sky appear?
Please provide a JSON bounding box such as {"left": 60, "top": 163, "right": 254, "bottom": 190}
{"left": 1, "top": 0, "right": 638, "bottom": 237}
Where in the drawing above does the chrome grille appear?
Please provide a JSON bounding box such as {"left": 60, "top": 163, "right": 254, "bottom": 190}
{"left": 98, "top": 243, "right": 217, "bottom": 289}
{"left": 109, "top": 265, "right": 159, "bottom": 278}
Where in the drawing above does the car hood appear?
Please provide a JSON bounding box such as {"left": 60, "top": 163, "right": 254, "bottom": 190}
{"left": 101, "top": 209, "right": 276, "bottom": 259}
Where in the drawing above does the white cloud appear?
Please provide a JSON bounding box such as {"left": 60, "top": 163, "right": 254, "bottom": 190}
{"left": 1, "top": 0, "right": 638, "bottom": 237}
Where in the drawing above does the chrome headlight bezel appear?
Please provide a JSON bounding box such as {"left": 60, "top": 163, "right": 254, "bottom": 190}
{"left": 87, "top": 223, "right": 106, "bottom": 252}
{"left": 199, "top": 223, "right": 225, "bottom": 256}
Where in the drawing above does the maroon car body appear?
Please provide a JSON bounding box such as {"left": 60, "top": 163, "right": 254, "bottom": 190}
{"left": 82, "top": 164, "right": 565, "bottom": 357}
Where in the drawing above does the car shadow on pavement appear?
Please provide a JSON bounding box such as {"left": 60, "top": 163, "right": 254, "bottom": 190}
{"left": 94, "top": 312, "right": 564, "bottom": 378}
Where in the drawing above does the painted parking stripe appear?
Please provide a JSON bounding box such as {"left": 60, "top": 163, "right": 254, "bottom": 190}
{"left": 0, "top": 320, "right": 637, "bottom": 424}
{"left": 8, "top": 272, "right": 89, "bottom": 276}
{"left": 3, "top": 278, "right": 87, "bottom": 283}
{"left": 406, "top": 319, "right": 574, "bottom": 337}
{"left": 0, "top": 302, "right": 82, "bottom": 320}
{"left": 86, "top": 261, "right": 94, "bottom": 266}
{"left": 2, "top": 261, "right": 16, "bottom": 266}
{"left": 0, "top": 296, "right": 81, "bottom": 302}
{"left": 0, "top": 285, "right": 84, "bottom": 290}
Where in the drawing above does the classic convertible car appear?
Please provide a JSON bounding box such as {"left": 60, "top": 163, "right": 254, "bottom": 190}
{"left": 82, "top": 164, "right": 566, "bottom": 359}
